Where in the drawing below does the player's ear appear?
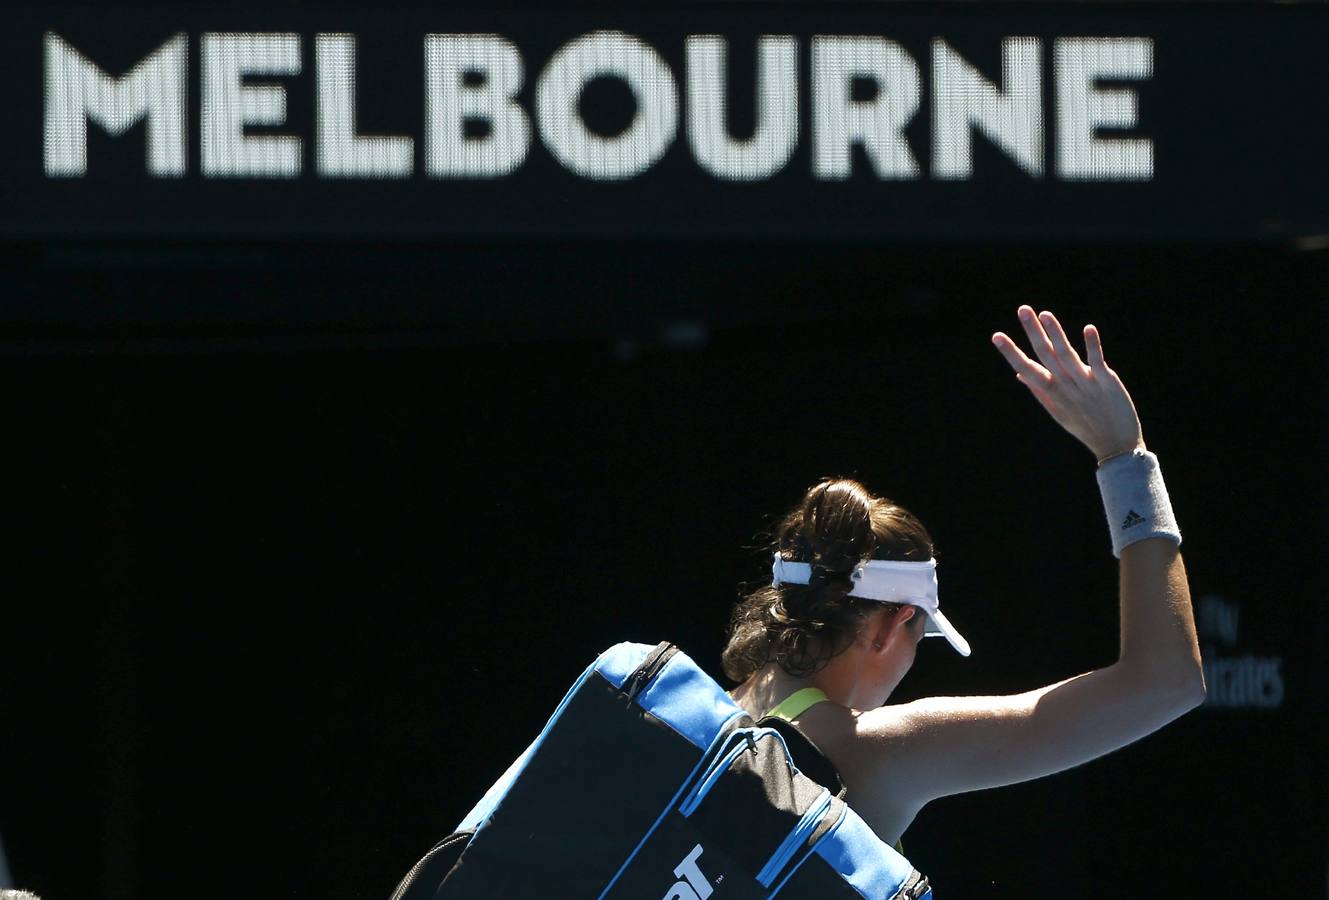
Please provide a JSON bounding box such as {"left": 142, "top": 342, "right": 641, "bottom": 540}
{"left": 894, "top": 604, "right": 919, "bottom": 635}
{"left": 869, "top": 605, "right": 916, "bottom": 651}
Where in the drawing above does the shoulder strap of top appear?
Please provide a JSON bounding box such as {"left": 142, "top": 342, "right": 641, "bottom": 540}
{"left": 763, "top": 687, "right": 830, "bottom": 722}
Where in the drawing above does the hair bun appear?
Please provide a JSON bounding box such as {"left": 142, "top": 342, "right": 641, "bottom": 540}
{"left": 722, "top": 476, "right": 937, "bottom": 683}
{"left": 801, "top": 480, "right": 876, "bottom": 589}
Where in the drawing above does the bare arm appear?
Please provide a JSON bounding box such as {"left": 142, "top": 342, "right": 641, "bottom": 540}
{"left": 857, "top": 307, "right": 1204, "bottom": 807}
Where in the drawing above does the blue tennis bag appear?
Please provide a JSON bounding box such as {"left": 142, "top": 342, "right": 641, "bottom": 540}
{"left": 389, "top": 641, "right": 933, "bottom": 899}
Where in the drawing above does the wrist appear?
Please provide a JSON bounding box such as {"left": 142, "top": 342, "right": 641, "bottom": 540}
{"left": 1095, "top": 449, "right": 1181, "bottom": 558}
{"left": 1096, "top": 440, "right": 1147, "bottom": 467}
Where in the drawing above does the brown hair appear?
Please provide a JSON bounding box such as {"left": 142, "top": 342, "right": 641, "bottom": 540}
{"left": 721, "top": 477, "right": 935, "bottom": 683}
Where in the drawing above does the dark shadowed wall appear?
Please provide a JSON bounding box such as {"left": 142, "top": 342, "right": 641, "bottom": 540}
{"left": 3, "top": 239, "right": 1326, "bottom": 899}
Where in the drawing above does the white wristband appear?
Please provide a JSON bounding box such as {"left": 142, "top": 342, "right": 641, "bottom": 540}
{"left": 1095, "top": 449, "right": 1182, "bottom": 558}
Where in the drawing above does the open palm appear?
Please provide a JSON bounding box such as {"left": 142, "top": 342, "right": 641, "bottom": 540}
{"left": 992, "top": 306, "right": 1144, "bottom": 462}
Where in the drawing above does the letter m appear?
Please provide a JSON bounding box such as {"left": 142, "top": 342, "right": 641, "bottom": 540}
{"left": 44, "top": 32, "right": 188, "bottom": 177}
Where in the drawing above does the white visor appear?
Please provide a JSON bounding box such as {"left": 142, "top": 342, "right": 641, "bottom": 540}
{"left": 771, "top": 554, "right": 971, "bottom": 657}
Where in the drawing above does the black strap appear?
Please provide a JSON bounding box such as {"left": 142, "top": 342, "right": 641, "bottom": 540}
{"left": 757, "top": 715, "right": 848, "bottom": 800}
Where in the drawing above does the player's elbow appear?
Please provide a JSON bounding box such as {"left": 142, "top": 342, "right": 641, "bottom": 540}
{"left": 1181, "top": 669, "right": 1207, "bottom": 711}
{"left": 1116, "top": 662, "right": 1207, "bottom": 719}
{"left": 1157, "top": 669, "right": 1206, "bottom": 718}
{"left": 1170, "top": 652, "right": 1208, "bottom": 711}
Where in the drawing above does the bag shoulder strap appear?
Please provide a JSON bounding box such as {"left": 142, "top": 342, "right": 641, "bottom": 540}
{"left": 759, "top": 688, "right": 908, "bottom": 854}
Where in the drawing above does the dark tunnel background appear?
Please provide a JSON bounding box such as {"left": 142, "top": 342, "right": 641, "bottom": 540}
{"left": 2, "top": 237, "right": 1327, "bottom": 898}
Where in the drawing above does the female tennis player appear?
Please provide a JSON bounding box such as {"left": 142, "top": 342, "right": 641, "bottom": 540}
{"left": 725, "top": 305, "right": 1204, "bottom": 848}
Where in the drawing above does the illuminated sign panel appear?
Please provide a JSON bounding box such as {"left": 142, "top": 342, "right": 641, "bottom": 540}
{"left": 4, "top": 6, "right": 1328, "bottom": 239}
{"left": 41, "top": 32, "right": 1155, "bottom": 183}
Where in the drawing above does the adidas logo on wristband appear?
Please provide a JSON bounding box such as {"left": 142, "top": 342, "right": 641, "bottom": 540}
{"left": 1097, "top": 451, "right": 1180, "bottom": 557}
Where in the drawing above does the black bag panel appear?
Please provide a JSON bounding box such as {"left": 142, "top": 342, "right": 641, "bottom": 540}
{"left": 599, "top": 727, "right": 840, "bottom": 897}
{"left": 757, "top": 715, "right": 848, "bottom": 801}
{"left": 686, "top": 732, "right": 828, "bottom": 878}
{"left": 601, "top": 811, "right": 767, "bottom": 900}
{"left": 436, "top": 670, "right": 714, "bottom": 897}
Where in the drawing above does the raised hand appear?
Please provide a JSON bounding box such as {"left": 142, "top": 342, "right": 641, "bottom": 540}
{"left": 992, "top": 306, "right": 1145, "bottom": 462}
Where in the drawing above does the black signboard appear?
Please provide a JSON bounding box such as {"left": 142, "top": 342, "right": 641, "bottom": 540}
{"left": 4, "top": 3, "right": 1328, "bottom": 241}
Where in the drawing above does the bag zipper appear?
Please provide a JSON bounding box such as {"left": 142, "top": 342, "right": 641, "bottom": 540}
{"left": 624, "top": 641, "right": 678, "bottom": 702}
{"left": 893, "top": 869, "right": 931, "bottom": 900}
{"left": 391, "top": 830, "right": 472, "bottom": 900}
{"left": 677, "top": 727, "right": 794, "bottom": 817}
{"left": 677, "top": 730, "right": 755, "bottom": 817}
{"left": 755, "top": 788, "right": 834, "bottom": 888}
{"left": 766, "top": 803, "right": 848, "bottom": 899}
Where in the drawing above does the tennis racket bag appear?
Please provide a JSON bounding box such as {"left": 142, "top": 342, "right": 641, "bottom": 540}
{"left": 389, "top": 641, "right": 932, "bottom": 900}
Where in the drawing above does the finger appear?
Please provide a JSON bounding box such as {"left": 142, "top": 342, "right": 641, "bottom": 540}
{"left": 1016, "top": 372, "right": 1059, "bottom": 415}
{"left": 1038, "top": 310, "right": 1088, "bottom": 377}
{"left": 1084, "top": 324, "right": 1107, "bottom": 371}
{"left": 992, "top": 332, "right": 1051, "bottom": 380}
{"left": 1015, "top": 305, "right": 1059, "bottom": 371}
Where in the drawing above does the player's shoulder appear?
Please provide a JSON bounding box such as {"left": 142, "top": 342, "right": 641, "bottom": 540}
{"left": 839, "top": 694, "right": 1022, "bottom": 784}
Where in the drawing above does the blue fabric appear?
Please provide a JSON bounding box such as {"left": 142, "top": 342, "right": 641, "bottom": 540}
{"left": 632, "top": 648, "right": 747, "bottom": 750}
{"left": 814, "top": 805, "right": 917, "bottom": 899}
{"left": 595, "top": 641, "right": 655, "bottom": 689}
